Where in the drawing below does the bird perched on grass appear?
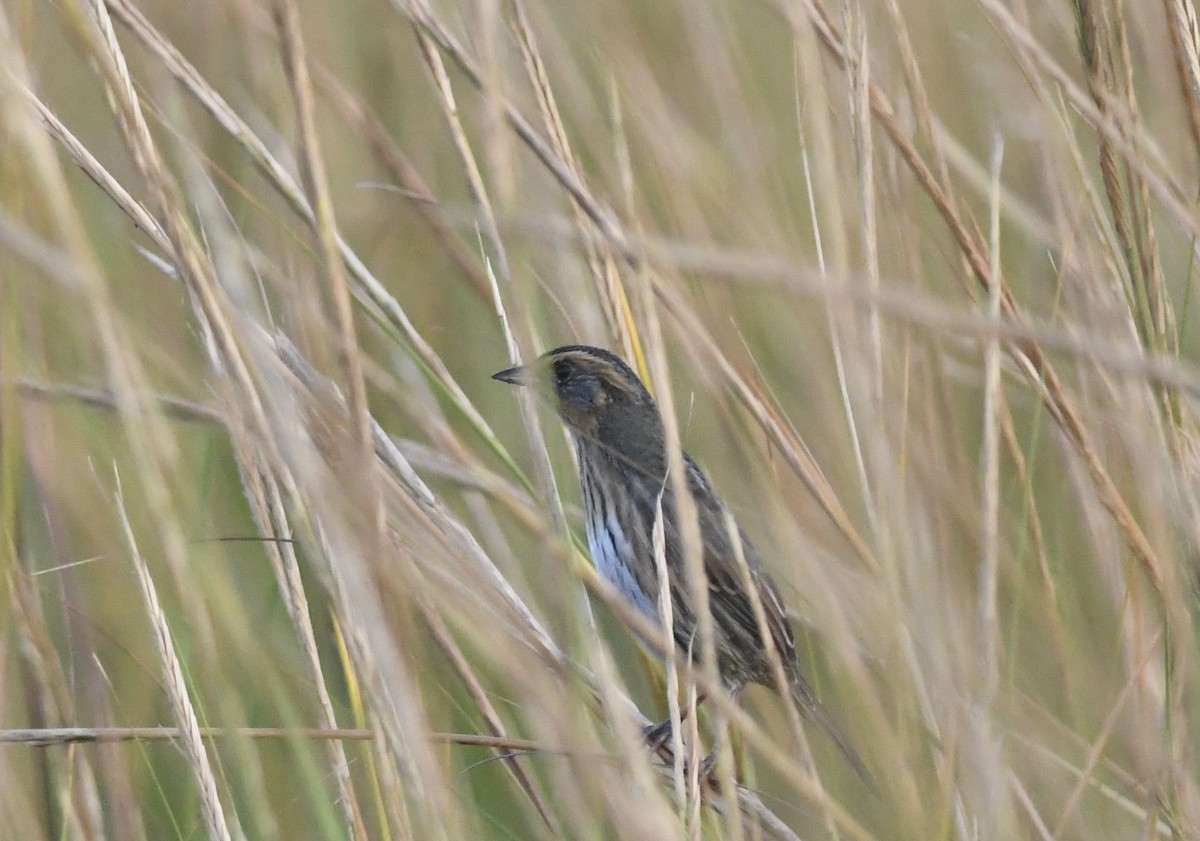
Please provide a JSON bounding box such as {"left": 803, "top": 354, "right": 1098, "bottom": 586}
{"left": 493, "top": 344, "right": 866, "bottom": 781}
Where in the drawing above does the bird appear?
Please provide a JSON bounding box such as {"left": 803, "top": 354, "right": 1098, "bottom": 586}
{"left": 493, "top": 344, "right": 866, "bottom": 781}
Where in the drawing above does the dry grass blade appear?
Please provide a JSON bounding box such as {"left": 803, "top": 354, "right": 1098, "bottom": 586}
{"left": 245, "top": 464, "right": 371, "bottom": 841}
{"left": 9, "top": 568, "right": 106, "bottom": 841}
{"left": 1165, "top": 0, "right": 1200, "bottom": 153}
{"left": 508, "top": 0, "right": 642, "bottom": 364}
{"left": 117, "top": 481, "right": 237, "bottom": 841}
{"left": 267, "top": 17, "right": 379, "bottom": 832}
{"left": 0, "top": 727, "right": 546, "bottom": 751}
{"left": 273, "top": 0, "right": 374, "bottom": 459}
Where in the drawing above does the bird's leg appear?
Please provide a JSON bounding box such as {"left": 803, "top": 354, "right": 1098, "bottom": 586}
{"left": 699, "top": 685, "right": 743, "bottom": 779}
{"left": 642, "top": 693, "right": 707, "bottom": 751}
{"left": 699, "top": 743, "right": 725, "bottom": 779}
{"left": 642, "top": 718, "right": 674, "bottom": 750}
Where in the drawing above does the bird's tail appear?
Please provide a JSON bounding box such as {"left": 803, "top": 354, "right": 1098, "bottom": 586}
{"left": 789, "top": 676, "right": 876, "bottom": 791}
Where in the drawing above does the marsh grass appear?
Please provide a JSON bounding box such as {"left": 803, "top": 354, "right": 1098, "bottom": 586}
{"left": 2, "top": 0, "right": 1200, "bottom": 838}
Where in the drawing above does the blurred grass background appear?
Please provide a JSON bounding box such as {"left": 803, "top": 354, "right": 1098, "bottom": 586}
{"left": 3, "top": 0, "right": 1200, "bottom": 838}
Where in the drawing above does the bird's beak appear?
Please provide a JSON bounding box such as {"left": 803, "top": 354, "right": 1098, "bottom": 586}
{"left": 492, "top": 364, "right": 531, "bottom": 386}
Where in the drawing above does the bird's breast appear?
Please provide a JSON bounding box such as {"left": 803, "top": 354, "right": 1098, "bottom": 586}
{"left": 585, "top": 505, "right": 658, "bottom": 621}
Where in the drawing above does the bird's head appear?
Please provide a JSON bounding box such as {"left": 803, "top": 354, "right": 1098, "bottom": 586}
{"left": 493, "top": 345, "right": 664, "bottom": 465}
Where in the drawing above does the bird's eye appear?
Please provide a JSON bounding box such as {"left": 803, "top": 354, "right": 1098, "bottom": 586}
{"left": 553, "top": 360, "right": 572, "bottom": 387}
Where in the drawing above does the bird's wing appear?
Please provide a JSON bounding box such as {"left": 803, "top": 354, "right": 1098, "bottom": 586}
{"left": 672, "top": 455, "right": 797, "bottom": 667}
